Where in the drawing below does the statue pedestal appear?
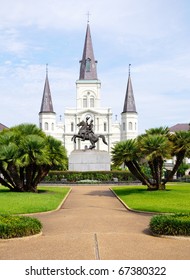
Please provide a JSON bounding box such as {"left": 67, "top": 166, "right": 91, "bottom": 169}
{"left": 69, "top": 149, "right": 110, "bottom": 171}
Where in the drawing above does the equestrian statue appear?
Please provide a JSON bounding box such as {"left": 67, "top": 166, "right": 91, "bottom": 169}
{"left": 71, "top": 117, "right": 108, "bottom": 150}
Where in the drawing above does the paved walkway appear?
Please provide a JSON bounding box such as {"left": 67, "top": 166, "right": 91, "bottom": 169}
{"left": 0, "top": 185, "right": 190, "bottom": 260}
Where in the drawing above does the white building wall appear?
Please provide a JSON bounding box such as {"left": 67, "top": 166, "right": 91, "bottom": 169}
{"left": 39, "top": 78, "right": 137, "bottom": 156}
{"left": 76, "top": 80, "right": 101, "bottom": 109}
{"left": 121, "top": 112, "right": 138, "bottom": 141}
{"left": 39, "top": 95, "right": 137, "bottom": 157}
{"left": 39, "top": 112, "right": 56, "bottom": 135}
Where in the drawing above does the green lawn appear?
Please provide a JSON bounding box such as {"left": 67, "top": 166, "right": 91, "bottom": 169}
{"left": 0, "top": 186, "right": 70, "bottom": 215}
{"left": 112, "top": 183, "right": 190, "bottom": 214}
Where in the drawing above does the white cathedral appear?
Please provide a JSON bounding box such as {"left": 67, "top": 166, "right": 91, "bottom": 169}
{"left": 39, "top": 23, "right": 138, "bottom": 156}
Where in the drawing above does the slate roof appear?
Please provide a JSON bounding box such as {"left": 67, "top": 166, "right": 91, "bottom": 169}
{"left": 169, "top": 123, "right": 190, "bottom": 132}
{"left": 79, "top": 23, "right": 98, "bottom": 80}
{"left": 39, "top": 72, "right": 55, "bottom": 114}
{"left": 122, "top": 74, "right": 137, "bottom": 113}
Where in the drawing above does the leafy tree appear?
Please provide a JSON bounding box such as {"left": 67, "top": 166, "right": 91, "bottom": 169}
{"left": 112, "top": 127, "right": 190, "bottom": 190}
{"left": 0, "top": 124, "right": 67, "bottom": 192}
{"left": 176, "top": 162, "right": 190, "bottom": 178}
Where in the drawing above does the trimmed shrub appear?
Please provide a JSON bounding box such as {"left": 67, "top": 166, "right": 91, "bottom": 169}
{"left": 0, "top": 215, "right": 42, "bottom": 239}
{"left": 44, "top": 170, "right": 137, "bottom": 183}
{"left": 150, "top": 213, "right": 190, "bottom": 236}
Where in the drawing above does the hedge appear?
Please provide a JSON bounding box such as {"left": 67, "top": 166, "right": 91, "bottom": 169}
{"left": 150, "top": 213, "right": 190, "bottom": 236}
{"left": 0, "top": 215, "right": 42, "bottom": 239}
{"left": 43, "top": 170, "right": 137, "bottom": 183}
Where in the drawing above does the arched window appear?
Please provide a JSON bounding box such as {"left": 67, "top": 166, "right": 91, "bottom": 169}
{"left": 83, "top": 96, "right": 87, "bottom": 108}
{"left": 51, "top": 123, "right": 54, "bottom": 131}
{"left": 104, "top": 122, "right": 107, "bottom": 132}
{"left": 45, "top": 122, "right": 48, "bottom": 130}
{"left": 96, "top": 117, "right": 99, "bottom": 131}
{"left": 71, "top": 122, "right": 74, "bottom": 132}
{"left": 129, "top": 122, "right": 133, "bottom": 130}
{"left": 123, "top": 122, "right": 126, "bottom": 131}
{"left": 90, "top": 97, "right": 94, "bottom": 107}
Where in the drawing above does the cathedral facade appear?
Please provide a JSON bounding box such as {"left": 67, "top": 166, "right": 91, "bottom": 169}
{"left": 39, "top": 23, "right": 138, "bottom": 156}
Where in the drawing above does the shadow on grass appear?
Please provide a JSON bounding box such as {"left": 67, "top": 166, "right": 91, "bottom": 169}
{"left": 0, "top": 188, "right": 49, "bottom": 194}
{"left": 113, "top": 187, "right": 171, "bottom": 197}
{"left": 0, "top": 188, "right": 10, "bottom": 193}
{"left": 113, "top": 187, "right": 147, "bottom": 196}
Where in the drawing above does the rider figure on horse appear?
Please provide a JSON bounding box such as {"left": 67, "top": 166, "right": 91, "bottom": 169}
{"left": 80, "top": 117, "right": 94, "bottom": 141}
{"left": 72, "top": 117, "right": 108, "bottom": 149}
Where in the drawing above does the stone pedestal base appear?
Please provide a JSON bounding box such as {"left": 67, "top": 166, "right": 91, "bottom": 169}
{"left": 69, "top": 149, "right": 110, "bottom": 171}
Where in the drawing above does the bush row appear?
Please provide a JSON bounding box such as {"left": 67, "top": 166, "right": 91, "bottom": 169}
{"left": 0, "top": 215, "right": 42, "bottom": 239}
{"left": 150, "top": 213, "right": 190, "bottom": 236}
{"left": 43, "top": 170, "right": 137, "bottom": 183}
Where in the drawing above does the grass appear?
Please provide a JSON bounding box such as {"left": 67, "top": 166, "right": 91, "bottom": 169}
{"left": 0, "top": 186, "right": 70, "bottom": 214}
{"left": 112, "top": 183, "right": 190, "bottom": 213}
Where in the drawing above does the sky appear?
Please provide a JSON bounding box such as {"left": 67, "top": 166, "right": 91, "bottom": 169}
{"left": 0, "top": 0, "right": 190, "bottom": 134}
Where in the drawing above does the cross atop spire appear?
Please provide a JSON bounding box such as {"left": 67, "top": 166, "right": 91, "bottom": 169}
{"left": 86, "top": 11, "right": 91, "bottom": 23}
{"left": 128, "top": 63, "right": 131, "bottom": 76}
{"left": 79, "top": 23, "right": 98, "bottom": 80}
{"left": 46, "top": 63, "right": 48, "bottom": 75}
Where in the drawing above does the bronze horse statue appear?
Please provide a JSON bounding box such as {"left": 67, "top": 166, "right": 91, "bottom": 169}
{"left": 71, "top": 120, "right": 108, "bottom": 150}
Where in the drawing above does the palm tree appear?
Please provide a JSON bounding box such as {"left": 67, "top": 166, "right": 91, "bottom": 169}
{"left": 112, "top": 127, "right": 172, "bottom": 190}
{"left": 111, "top": 139, "right": 152, "bottom": 188}
{"left": 138, "top": 133, "right": 172, "bottom": 189}
{"left": 0, "top": 124, "right": 67, "bottom": 192}
{"left": 164, "top": 130, "right": 190, "bottom": 183}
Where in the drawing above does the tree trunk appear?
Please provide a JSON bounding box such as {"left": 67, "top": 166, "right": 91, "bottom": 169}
{"left": 126, "top": 160, "right": 153, "bottom": 189}
{"left": 0, "top": 166, "right": 15, "bottom": 190}
{"left": 164, "top": 151, "right": 185, "bottom": 183}
{"left": 147, "top": 158, "right": 165, "bottom": 190}
{"left": 33, "top": 165, "right": 50, "bottom": 188}
{"left": 154, "top": 158, "right": 164, "bottom": 189}
{"left": 0, "top": 177, "right": 14, "bottom": 190}
{"left": 7, "top": 163, "right": 25, "bottom": 191}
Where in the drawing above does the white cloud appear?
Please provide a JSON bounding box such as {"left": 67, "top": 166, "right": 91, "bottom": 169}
{"left": 0, "top": 0, "right": 184, "bottom": 34}
{"left": 0, "top": 62, "right": 78, "bottom": 126}
{"left": 0, "top": 27, "right": 28, "bottom": 55}
{"left": 0, "top": 0, "right": 190, "bottom": 134}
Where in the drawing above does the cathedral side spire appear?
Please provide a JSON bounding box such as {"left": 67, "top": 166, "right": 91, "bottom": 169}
{"left": 122, "top": 65, "right": 137, "bottom": 113}
{"left": 39, "top": 66, "right": 54, "bottom": 113}
{"left": 121, "top": 65, "right": 138, "bottom": 140}
{"left": 79, "top": 23, "right": 98, "bottom": 80}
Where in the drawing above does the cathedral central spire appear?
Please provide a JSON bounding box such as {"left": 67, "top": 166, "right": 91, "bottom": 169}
{"left": 79, "top": 23, "right": 98, "bottom": 80}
